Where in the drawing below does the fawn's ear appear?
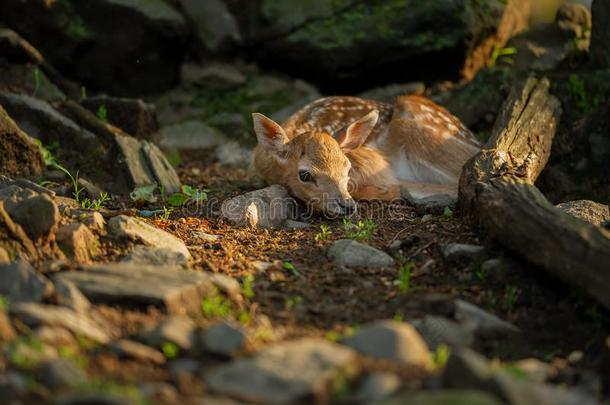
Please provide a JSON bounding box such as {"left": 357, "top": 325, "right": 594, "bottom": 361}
{"left": 252, "top": 113, "right": 288, "bottom": 152}
{"left": 335, "top": 110, "right": 379, "bottom": 151}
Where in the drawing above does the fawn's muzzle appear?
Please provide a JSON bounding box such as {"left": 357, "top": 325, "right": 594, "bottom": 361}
{"left": 335, "top": 199, "right": 357, "bottom": 217}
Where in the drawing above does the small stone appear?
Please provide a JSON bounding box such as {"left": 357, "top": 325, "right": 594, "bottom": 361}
{"left": 0, "top": 371, "right": 28, "bottom": 402}
{"left": 54, "top": 263, "right": 224, "bottom": 314}
{"left": 413, "top": 315, "right": 474, "bottom": 349}
{"left": 181, "top": 63, "right": 246, "bottom": 89}
{"left": 158, "top": 119, "right": 227, "bottom": 150}
{"left": 191, "top": 231, "right": 220, "bottom": 242}
{"left": 121, "top": 246, "right": 189, "bottom": 267}
{"left": 342, "top": 320, "right": 430, "bottom": 367}
{"left": 441, "top": 243, "right": 487, "bottom": 263}
{"left": 283, "top": 220, "right": 312, "bottom": 229}
{"left": 328, "top": 240, "right": 395, "bottom": 268}
{"left": 108, "top": 215, "right": 191, "bottom": 262}
{"left": 556, "top": 200, "right": 610, "bottom": 227}
{"left": 52, "top": 279, "right": 91, "bottom": 313}
{"left": 0, "top": 260, "right": 51, "bottom": 303}
{"left": 39, "top": 358, "right": 87, "bottom": 389}
{"left": 221, "top": 185, "right": 297, "bottom": 229}
{"left": 205, "top": 338, "right": 358, "bottom": 404}
{"left": 454, "top": 299, "right": 519, "bottom": 337}
{"left": 0, "top": 311, "right": 16, "bottom": 342}
{"left": 10, "top": 303, "right": 110, "bottom": 344}
{"left": 4, "top": 193, "right": 59, "bottom": 240}
{"left": 56, "top": 223, "right": 99, "bottom": 263}
{"left": 80, "top": 212, "right": 106, "bottom": 234}
{"left": 199, "top": 321, "right": 246, "bottom": 358}
{"left": 33, "top": 326, "right": 76, "bottom": 346}
{"left": 108, "top": 339, "right": 165, "bottom": 365}
{"left": 352, "top": 372, "right": 401, "bottom": 403}
{"left": 142, "top": 316, "right": 196, "bottom": 351}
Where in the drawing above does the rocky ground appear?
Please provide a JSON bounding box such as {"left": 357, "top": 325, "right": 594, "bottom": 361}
{"left": 1, "top": 0, "right": 610, "bottom": 404}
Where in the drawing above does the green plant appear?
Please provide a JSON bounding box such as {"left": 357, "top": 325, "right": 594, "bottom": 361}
{"left": 80, "top": 191, "right": 110, "bottom": 210}
{"left": 315, "top": 224, "right": 332, "bottom": 241}
{"left": 157, "top": 206, "right": 173, "bottom": 221}
{"left": 342, "top": 218, "right": 376, "bottom": 241}
{"left": 32, "top": 67, "right": 41, "bottom": 96}
{"left": 167, "top": 185, "right": 210, "bottom": 207}
{"left": 242, "top": 274, "right": 255, "bottom": 299}
{"left": 503, "top": 285, "right": 520, "bottom": 312}
{"left": 488, "top": 45, "right": 517, "bottom": 67}
{"left": 58, "top": 345, "right": 88, "bottom": 368}
{"left": 283, "top": 261, "right": 301, "bottom": 277}
{"left": 285, "top": 296, "right": 303, "bottom": 311}
{"left": 38, "top": 140, "right": 84, "bottom": 204}
{"left": 433, "top": 344, "right": 451, "bottom": 368}
{"left": 8, "top": 336, "right": 45, "bottom": 370}
{"left": 443, "top": 206, "right": 453, "bottom": 220}
{"left": 568, "top": 74, "right": 600, "bottom": 114}
{"left": 96, "top": 104, "right": 108, "bottom": 123}
{"left": 201, "top": 289, "right": 233, "bottom": 318}
{"left": 74, "top": 379, "right": 146, "bottom": 405}
{"left": 80, "top": 86, "right": 87, "bottom": 100}
{"left": 397, "top": 261, "right": 414, "bottom": 293}
{"left": 161, "top": 341, "right": 179, "bottom": 359}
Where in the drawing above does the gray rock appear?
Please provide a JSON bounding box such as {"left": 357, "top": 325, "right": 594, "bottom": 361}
{"left": 53, "top": 279, "right": 91, "bottom": 313}
{"left": 3, "top": 191, "right": 59, "bottom": 240}
{"left": 142, "top": 316, "right": 195, "bottom": 351}
{"left": 205, "top": 338, "right": 358, "bottom": 404}
{"left": 121, "top": 245, "right": 189, "bottom": 267}
{"left": 0, "top": 176, "right": 55, "bottom": 197}
{"left": 444, "top": 348, "right": 596, "bottom": 405}
{"left": 33, "top": 326, "right": 75, "bottom": 346}
{"left": 441, "top": 243, "right": 487, "bottom": 263}
{"left": 413, "top": 315, "right": 474, "bottom": 349}
{"left": 556, "top": 200, "right": 610, "bottom": 227}
{"left": 108, "top": 339, "right": 165, "bottom": 365}
{"left": 0, "top": 0, "right": 189, "bottom": 95}
{"left": 178, "top": 1, "right": 242, "bottom": 53}
{"left": 56, "top": 223, "right": 99, "bottom": 263}
{"left": 283, "top": 220, "right": 313, "bottom": 229}
{"left": 158, "top": 120, "right": 227, "bottom": 150}
{"left": 353, "top": 372, "right": 401, "bottom": 403}
{"left": 140, "top": 140, "right": 182, "bottom": 194}
{"left": 200, "top": 321, "right": 246, "bottom": 358}
{"left": 221, "top": 185, "right": 298, "bottom": 229}
{"left": 375, "top": 390, "right": 503, "bottom": 405}
{"left": 39, "top": 358, "right": 87, "bottom": 389}
{"left": 454, "top": 299, "right": 519, "bottom": 337}
{"left": 0, "top": 371, "right": 28, "bottom": 401}
{"left": 180, "top": 63, "right": 246, "bottom": 89}
{"left": 81, "top": 96, "right": 159, "bottom": 139}
{"left": 10, "top": 303, "right": 110, "bottom": 343}
{"left": 341, "top": 320, "right": 430, "bottom": 367}
{"left": 54, "top": 263, "right": 223, "bottom": 314}
{"left": 328, "top": 240, "right": 395, "bottom": 268}
{"left": 0, "top": 105, "right": 44, "bottom": 179}
{"left": 80, "top": 211, "right": 106, "bottom": 234}
{"left": 108, "top": 215, "right": 191, "bottom": 261}
{"left": 0, "top": 260, "right": 51, "bottom": 303}
{"left": 402, "top": 189, "right": 457, "bottom": 212}
{"left": 168, "top": 358, "right": 200, "bottom": 376}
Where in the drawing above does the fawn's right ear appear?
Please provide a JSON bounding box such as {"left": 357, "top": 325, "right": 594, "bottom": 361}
{"left": 252, "top": 113, "right": 288, "bottom": 153}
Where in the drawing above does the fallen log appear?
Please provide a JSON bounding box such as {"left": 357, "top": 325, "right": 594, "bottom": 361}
{"left": 459, "top": 77, "right": 610, "bottom": 310}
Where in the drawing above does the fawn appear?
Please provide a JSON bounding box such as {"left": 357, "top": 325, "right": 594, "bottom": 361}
{"left": 252, "top": 95, "right": 481, "bottom": 216}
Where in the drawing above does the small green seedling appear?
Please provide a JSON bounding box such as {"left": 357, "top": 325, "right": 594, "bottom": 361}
{"left": 161, "top": 341, "right": 179, "bottom": 359}
{"left": 242, "top": 274, "right": 255, "bottom": 299}
{"left": 81, "top": 191, "right": 110, "bottom": 210}
{"left": 201, "top": 289, "right": 233, "bottom": 318}
{"left": 342, "top": 218, "right": 376, "bottom": 241}
{"left": 503, "top": 285, "right": 520, "bottom": 312}
{"left": 283, "top": 261, "right": 301, "bottom": 277}
{"left": 315, "top": 224, "right": 332, "bottom": 241}
{"left": 32, "top": 68, "right": 41, "bottom": 96}
{"left": 433, "top": 344, "right": 451, "bottom": 368}
{"left": 285, "top": 296, "right": 303, "bottom": 311}
{"left": 443, "top": 206, "right": 453, "bottom": 220}
{"left": 488, "top": 45, "right": 517, "bottom": 67}
{"left": 0, "top": 295, "right": 8, "bottom": 311}
{"left": 96, "top": 104, "right": 108, "bottom": 123}
{"left": 167, "top": 184, "right": 210, "bottom": 207}
{"left": 157, "top": 206, "right": 173, "bottom": 221}
{"left": 397, "top": 261, "right": 414, "bottom": 293}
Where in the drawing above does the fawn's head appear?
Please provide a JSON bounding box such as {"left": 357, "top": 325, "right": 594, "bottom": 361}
{"left": 252, "top": 110, "right": 379, "bottom": 216}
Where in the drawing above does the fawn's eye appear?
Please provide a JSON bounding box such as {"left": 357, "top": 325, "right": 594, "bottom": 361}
{"left": 298, "top": 170, "right": 314, "bottom": 183}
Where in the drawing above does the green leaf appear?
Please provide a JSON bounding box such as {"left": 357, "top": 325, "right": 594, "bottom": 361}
{"left": 167, "top": 193, "right": 189, "bottom": 207}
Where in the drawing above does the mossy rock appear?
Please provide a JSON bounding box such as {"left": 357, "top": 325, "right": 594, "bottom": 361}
{"left": 256, "top": 0, "right": 507, "bottom": 90}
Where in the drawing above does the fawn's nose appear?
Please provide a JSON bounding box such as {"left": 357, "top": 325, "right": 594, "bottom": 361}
{"left": 338, "top": 199, "right": 357, "bottom": 217}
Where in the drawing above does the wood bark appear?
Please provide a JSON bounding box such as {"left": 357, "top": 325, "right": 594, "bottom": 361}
{"left": 459, "top": 77, "right": 610, "bottom": 310}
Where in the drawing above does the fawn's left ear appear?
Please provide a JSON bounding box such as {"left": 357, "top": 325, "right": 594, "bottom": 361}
{"left": 335, "top": 110, "right": 379, "bottom": 151}
{"left": 252, "top": 113, "right": 288, "bottom": 153}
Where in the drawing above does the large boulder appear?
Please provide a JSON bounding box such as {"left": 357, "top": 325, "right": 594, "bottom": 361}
{"left": 0, "top": 0, "right": 189, "bottom": 95}
{"left": 0, "top": 106, "right": 44, "bottom": 178}
{"left": 252, "top": 0, "right": 528, "bottom": 89}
